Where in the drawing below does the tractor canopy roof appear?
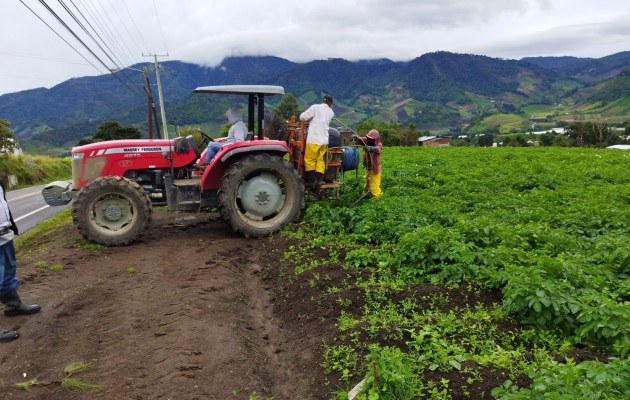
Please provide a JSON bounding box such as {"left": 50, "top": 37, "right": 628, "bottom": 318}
{"left": 193, "top": 85, "right": 284, "bottom": 96}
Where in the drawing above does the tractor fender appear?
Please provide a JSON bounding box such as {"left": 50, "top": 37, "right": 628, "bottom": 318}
{"left": 200, "top": 144, "right": 291, "bottom": 191}
{"left": 218, "top": 144, "right": 289, "bottom": 162}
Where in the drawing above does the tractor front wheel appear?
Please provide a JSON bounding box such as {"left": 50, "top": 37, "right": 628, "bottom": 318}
{"left": 218, "top": 154, "right": 305, "bottom": 238}
{"left": 71, "top": 176, "right": 152, "bottom": 246}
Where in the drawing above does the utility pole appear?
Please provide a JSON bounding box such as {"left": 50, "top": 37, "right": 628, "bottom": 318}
{"left": 143, "top": 53, "right": 169, "bottom": 139}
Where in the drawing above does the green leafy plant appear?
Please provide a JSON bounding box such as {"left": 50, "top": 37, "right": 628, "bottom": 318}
{"left": 492, "top": 358, "right": 630, "bottom": 399}
{"left": 322, "top": 344, "right": 359, "bottom": 383}
{"left": 356, "top": 345, "right": 419, "bottom": 400}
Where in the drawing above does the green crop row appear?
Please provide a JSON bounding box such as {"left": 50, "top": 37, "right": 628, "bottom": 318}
{"left": 293, "top": 147, "right": 629, "bottom": 398}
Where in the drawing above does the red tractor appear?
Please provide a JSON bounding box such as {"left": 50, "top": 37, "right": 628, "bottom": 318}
{"left": 42, "top": 85, "right": 313, "bottom": 246}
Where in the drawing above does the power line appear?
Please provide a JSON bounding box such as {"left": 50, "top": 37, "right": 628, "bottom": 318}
{"left": 75, "top": 0, "right": 137, "bottom": 67}
{"left": 65, "top": 0, "right": 138, "bottom": 87}
{"left": 151, "top": 0, "right": 169, "bottom": 54}
{"left": 18, "top": 0, "right": 105, "bottom": 75}
{"left": 18, "top": 0, "right": 163, "bottom": 95}
{"left": 119, "top": 1, "right": 148, "bottom": 52}
{"left": 56, "top": 0, "right": 125, "bottom": 72}
{"left": 25, "top": 0, "right": 139, "bottom": 94}
{"left": 0, "top": 49, "right": 93, "bottom": 65}
{"left": 35, "top": 0, "right": 111, "bottom": 71}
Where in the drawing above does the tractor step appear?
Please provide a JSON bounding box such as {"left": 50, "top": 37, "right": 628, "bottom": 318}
{"left": 173, "top": 178, "right": 200, "bottom": 186}
{"left": 172, "top": 179, "right": 201, "bottom": 212}
{"left": 177, "top": 200, "right": 200, "bottom": 205}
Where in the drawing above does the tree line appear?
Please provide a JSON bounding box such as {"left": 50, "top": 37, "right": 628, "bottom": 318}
{"left": 3, "top": 103, "right": 629, "bottom": 156}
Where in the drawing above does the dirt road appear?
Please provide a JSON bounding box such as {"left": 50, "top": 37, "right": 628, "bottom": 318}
{"left": 0, "top": 210, "right": 330, "bottom": 399}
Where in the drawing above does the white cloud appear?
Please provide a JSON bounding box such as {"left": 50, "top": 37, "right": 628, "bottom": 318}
{"left": 1, "top": 0, "right": 629, "bottom": 95}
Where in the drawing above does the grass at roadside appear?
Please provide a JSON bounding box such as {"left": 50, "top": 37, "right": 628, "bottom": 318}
{"left": 0, "top": 153, "right": 71, "bottom": 189}
{"left": 14, "top": 208, "right": 72, "bottom": 252}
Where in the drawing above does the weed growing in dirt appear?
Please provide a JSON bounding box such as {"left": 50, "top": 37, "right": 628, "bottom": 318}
{"left": 60, "top": 362, "right": 99, "bottom": 391}
{"left": 14, "top": 377, "right": 44, "bottom": 391}
{"left": 73, "top": 239, "right": 107, "bottom": 252}
{"left": 248, "top": 392, "right": 273, "bottom": 400}
{"left": 61, "top": 377, "right": 100, "bottom": 391}
{"left": 322, "top": 344, "right": 359, "bottom": 384}
{"left": 126, "top": 267, "right": 137, "bottom": 274}
{"left": 63, "top": 361, "right": 92, "bottom": 375}
{"left": 35, "top": 261, "right": 47, "bottom": 270}
{"left": 11, "top": 362, "right": 101, "bottom": 392}
{"left": 33, "top": 260, "right": 63, "bottom": 272}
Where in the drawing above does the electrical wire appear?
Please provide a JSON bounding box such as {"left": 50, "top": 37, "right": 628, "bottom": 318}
{"left": 75, "top": 0, "right": 137, "bottom": 67}
{"left": 23, "top": 0, "right": 140, "bottom": 94}
{"left": 56, "top": 0, "right": 125, "bottom": 72}
{"left": 65, "top": 0, "right": 138, "bottom": 87}
{"left": 18, "top": 0, "right": 167, "bottom": 95}
{"left": 151, "top": 0, "right": 169, "bottom": 55}
{"left": 118, "top": 0, "right": 150, "bottom": 53}
{"left": 18, "top": 0, "right": 105, "bottom": 75}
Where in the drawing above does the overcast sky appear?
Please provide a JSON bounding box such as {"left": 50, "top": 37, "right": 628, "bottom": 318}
{"left": 1, "top": 0, "right": 629, "bottom": 95}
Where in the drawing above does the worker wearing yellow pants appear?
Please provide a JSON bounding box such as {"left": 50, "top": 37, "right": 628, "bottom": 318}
{"left": 299, "top": 95, "right": 334, "bottom": 189}
{"left": 354, "top": 129, "right": 383, "bottom": 199}
{"left": 365, "top": 170, "right": 383, "bottom": 199}
{"left": 304, "top": 143, "right": 328, "bottom": 186}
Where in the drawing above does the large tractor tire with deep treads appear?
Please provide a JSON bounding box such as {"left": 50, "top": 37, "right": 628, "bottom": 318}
{"left": 218, "top": 154, "right": 305, "bottom": 238}
{"left": 71, "top": 176, "right": 153, "bottom": 246}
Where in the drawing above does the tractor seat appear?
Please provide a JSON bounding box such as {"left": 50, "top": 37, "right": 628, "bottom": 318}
{"left": 186, "top": 135, "right": 202, "bottom": 158}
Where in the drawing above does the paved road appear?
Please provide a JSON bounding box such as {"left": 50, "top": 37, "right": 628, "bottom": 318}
{"left": 6, "top": 184, "right": 69, "bottom": 233}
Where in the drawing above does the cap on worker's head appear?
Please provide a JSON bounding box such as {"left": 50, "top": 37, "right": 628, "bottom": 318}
{"left": 323, "top": 94, "right": 333, "bottom": 105}
{"left": 366, "top": 129, "right": 380, "bottom": 140}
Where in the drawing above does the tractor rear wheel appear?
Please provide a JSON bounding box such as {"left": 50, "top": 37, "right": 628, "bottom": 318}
{"left": 71, "top": 176, "right": 152, "bottom": 246}
{"left": 218, "top": 154, "right": 305, "bottom": 238}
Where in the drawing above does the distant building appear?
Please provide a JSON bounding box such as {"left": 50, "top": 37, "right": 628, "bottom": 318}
{"left": 418, "top": 136, "right": 451, "bottom": 147}
{"left": 532, "top": 127, "right": 566, "bottom": 135}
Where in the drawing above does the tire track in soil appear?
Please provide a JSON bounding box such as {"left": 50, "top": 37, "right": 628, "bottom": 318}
{"left": 0, "top": 213, "right": 308, "bottom": 399}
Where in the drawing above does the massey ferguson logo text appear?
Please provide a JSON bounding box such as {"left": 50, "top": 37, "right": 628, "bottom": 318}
{"left": 124, "top": 147, "right": 162, "bottom": 152}
{"left": 100, "top": 146, "right": 169, "bottom": 156}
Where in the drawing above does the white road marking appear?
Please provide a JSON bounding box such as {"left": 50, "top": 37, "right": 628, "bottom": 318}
{"left": 14, "top": 205, "right": 50, "bottom": 222}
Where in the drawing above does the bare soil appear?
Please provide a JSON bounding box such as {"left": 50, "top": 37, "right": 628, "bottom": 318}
{"left": 2, "top": 210, "right": 318, "bottom": 400}
{"left": 0, "top": 209, "right": 600, "bottom": 399}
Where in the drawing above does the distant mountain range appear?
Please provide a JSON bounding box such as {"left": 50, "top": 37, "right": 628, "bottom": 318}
{"left": 1, "top": 51, "right": 629, "bottom": 154}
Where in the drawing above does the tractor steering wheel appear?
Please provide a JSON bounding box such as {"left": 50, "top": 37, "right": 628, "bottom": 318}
{"left": 197, "top": 129, "right": 215, "bottom": 144}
